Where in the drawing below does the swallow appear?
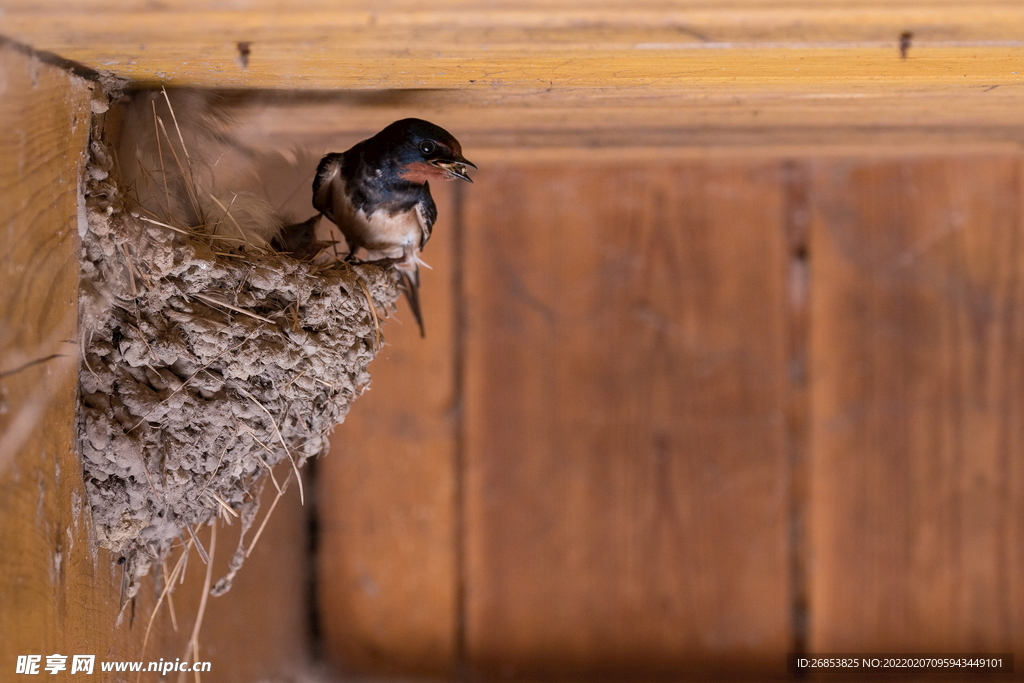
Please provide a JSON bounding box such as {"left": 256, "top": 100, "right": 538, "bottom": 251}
{"left": 310, "top": 118, "right": 475, "bottom": 337}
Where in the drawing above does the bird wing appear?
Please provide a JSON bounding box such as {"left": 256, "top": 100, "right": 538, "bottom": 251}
{"left": 415, "top": 196, "right": 437, "bottom": 250}
{"left": 312, "top": 155, "right": 345, "bottom": 225}
{"left": 314, "top": 155, "right": 377, "bottom": 258}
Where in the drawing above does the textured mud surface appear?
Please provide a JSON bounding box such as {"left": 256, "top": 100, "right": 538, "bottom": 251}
{"left": 78, "top": 135, "right": 397, "bottom": 594}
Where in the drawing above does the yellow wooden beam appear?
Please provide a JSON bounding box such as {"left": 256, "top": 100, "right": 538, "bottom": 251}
{"left": 5, "top": 2, "right": 1024, "bottom": 152}
{"left": 1, "top": 4, "right": 1022, "bottom": 90}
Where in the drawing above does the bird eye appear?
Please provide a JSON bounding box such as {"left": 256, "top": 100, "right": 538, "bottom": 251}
{"left": 420, "top": 141, "right": 436, "bottom": 155}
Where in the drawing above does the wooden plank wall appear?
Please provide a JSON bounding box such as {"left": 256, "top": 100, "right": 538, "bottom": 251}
{"left": 0, "top": 44, "right": 310, "bottom": 682}
{"left": 809, "top": 158, "right": 1024, "bottom": 653}
{"left": 8, "top": 3, "right": 1024, "bottom": 677}
{"left": 462, "top": 164, "right": 791, "bottom": 677}
{"left": 7, "top": 39, "right": 1020, "bottom": 678}
{"left": 321, "top": 152, "right": 1024, "bottom": 677}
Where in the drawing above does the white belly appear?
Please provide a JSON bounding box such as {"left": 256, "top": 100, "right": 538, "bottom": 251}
{"left": 354, "top": 207, "right": 422, "bottom": 252}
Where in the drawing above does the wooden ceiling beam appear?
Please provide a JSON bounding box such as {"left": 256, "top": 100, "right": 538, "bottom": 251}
{"left": 4, "top": 2, "right": 1024, "bottom": 152}
{"left": 1, "top": 3, "right": 1022, "bottom": 90}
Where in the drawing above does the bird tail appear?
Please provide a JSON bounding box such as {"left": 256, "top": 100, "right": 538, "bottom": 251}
{"left": 397, "top": 268, "right": 425, "bottom": 338}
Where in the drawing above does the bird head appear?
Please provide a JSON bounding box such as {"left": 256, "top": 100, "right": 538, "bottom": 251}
{"left": 379, "top": 118, "right": 477, "bottom": 184}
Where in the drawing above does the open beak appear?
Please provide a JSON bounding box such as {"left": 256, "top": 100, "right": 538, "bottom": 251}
{"left": 431, "top": 155, "right": 477, "bottom": 183}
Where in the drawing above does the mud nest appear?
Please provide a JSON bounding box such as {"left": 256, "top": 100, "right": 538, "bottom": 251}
{"left": 78, "top": 132, "right": 399, "bottom": 595}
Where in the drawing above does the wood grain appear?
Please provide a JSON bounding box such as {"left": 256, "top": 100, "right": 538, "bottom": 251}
{"left": 1, "top": 2, "right": 1022, "bottom": 96}
{"left": 808, "top": 157, "right": 1024, "bottom": 652}
{"left": 0, "top": 40, "right": 103, "bottom": 669}
{"left": 318, "top": 184, "right": 459, "bottom": 677}
{"left": 462, "top": 163, "right": 792, "bottom": 677}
